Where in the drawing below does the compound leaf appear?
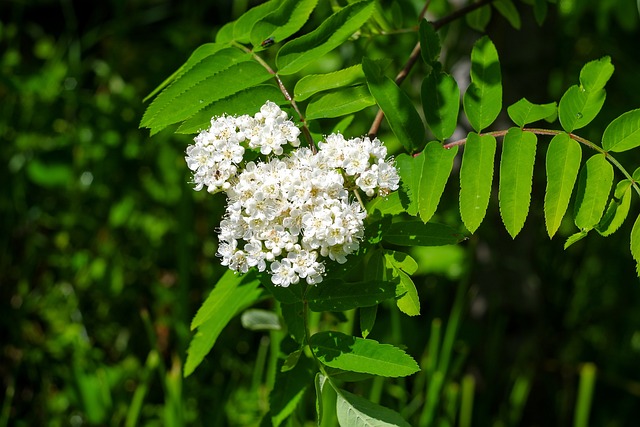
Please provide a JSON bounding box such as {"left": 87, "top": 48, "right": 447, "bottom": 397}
{"left": 460, "top": 132, "right": 496, "bottom": 233}
{"left": 574, "top": 154, "right": 614, "bottom": 230}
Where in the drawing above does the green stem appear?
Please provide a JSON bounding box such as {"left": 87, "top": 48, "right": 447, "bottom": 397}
{"left": 443, "top": 128, "right": 640, "bottom": 198}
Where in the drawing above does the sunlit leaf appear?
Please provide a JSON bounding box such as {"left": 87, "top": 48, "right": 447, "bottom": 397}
{"left": 463, "top": 36, "right": 502, "bottom": 132}
{"left": 498, "top": 128, "right": 537, "bottom": 238}
{"left": 602, "top": 109, "right": 640, "bottom": 152}
{"left": 309, "top": 331, "right": 420, "bottom": 377}
{"left": 459, "top": 133, "right": 496, "bottom": 233}
{"left": 544, "top": 133, "right": 582, "bottom": 238}
{"left": 507, "top": 98, "right": 557, "bottom": 128}
{"left": 558, "top": 85, "right": 606, "bottom": 133}
{"left": 574, "top": 154, "right": 614, "bottom": 230}
{"left": 276, "top": 0, "right": 375, "bottom": 75}
{"left": 564, "top": 230, "right": 588, "bottom": 249}
{"left": 596, "top": 180, "right": 632, "bottom": 236}
{"left": 418, "top": 142, "right": 458, "bottom": 222}
{"left": 294, "top": 65, "right": 364, "bottom": 101}
{"left": 305, "top": 85, "right": 375, "bottom": 119}
{"left": 250, "top": 0, "right": 319, "bottom": 50}
{"left": 421, "top": 72, "right": 460, "bottom": 141}
{"left": 363, "top": 58, "right": 425, "bottom": 153}
{"left": 233, "top": 0, "right": 281, "bottom": 43}
{"left": 579, "top": 56, "right": 614, "bottom": 92}
{"left": 336, "top": 388, "right": 411, "bottom": 427}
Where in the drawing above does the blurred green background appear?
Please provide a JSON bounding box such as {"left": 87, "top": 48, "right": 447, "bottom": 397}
{"left": 2, "top": 0, "right": 640, "bottom": 426}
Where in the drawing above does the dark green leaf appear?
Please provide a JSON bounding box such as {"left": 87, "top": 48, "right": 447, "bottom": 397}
{"left": 596, "top": 180, "right": 632, "bottom": 236}
{"left": 507, "top": 98, "right": 557, "bottom": 128}
{"left": 309, "top": 331, "right": 420, "bottom": 377}
{"left": 498, "top": 128, "right": 537, "bottom": 238}
{"left": 383, "top": 220, "right": 466, "bottom": 246}
{"left": 363, "top": 58, "right": 425, "bottom": 153}
{"left": 494, "top": 0, "right": 521, "bottom": 29}
{"left": 533, "top": 0, "right": 548, "bottom": 25}
{"left": 359, "top": 306, "right": 377, "bottom": 339}
{"left": 305, "top": 85, "right": 375, "bottom": 119}
{"left": 463, "top": 36, "right": 502, "bottom": 132}
{"left": 419, "top": 19, "right": 441, "bottom": 64}
{"left": 419, "top": 142, "right": 458, "bottom": 223}
{"left": 294, "top": 65, "right": 365, "bottom": 101}
{"left": 336, "top": 388, "right": 411, "bottom": 427}
{"left": 574, "top": 154, "right": 614, "bottom": 230}
{"left": 544, "top": 133, "right": 582, "bottom": 238}
{"left": 459, "top": 133, "right": 496, "bottom": 233}
{"left": 276, "top": 0, "right": 375, "bottom": 75}
{"left": 396, "top": 153, "right": 422, "bottom": 215}
{"left": 421, "top": 72, "right": 460, "bottom": 141}
{"left": 602, "top": 109, "right": 640, "bottom": 152}
{"left": 305, "top": 279, "right": 398, "bottom": 312}
{"left": 281, "top": 302, "right": 306, "bottom": 344}
{"left": 466, "top": 5, "right": 492, "bottom": 32}
{"left": 632, "top": 214, "right": 640, "bottom": 276}
{"left": 270, "top": 355, "right": 315, "bottom": 427}
{"left": 558, "top": 85, "right": 606, "bottom": 132}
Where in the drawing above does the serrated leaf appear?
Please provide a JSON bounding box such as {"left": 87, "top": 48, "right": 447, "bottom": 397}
{"left": 233, "top": 0, "right": 281, "bottom": 43}
{"left": 305, "top": 85, "right": 375, "bottom": 119}
{"left": 184, "top": 271, "right": 263, "bottom": 376}
{"left": 494, "top": 0, "right": 521, "bottom": 29}
{"left": 419, "top": 142, "right": 458, "bottom": 222}
{"left": 574, "top": 154, "right": 614, "bottom": 230}
{"left": 631, "top": 214, "right": 640, "bottom": 276}
{"left": 359, "top": 306, "right": 377, "bottom": 338}
{"left": 463, "top": 36, "right": 502, "bottom": 132}
{"left": 421, "top": 72, "right": 460, "bottom": 141}
{"left": 309, "top": 331, "right": 420, "bottom": 377}
{"left": 336, "top": 388, "right": 411, "bottom": 427}
{"left": 498, "top": 128, "right": 537, "bottom": 238}
{"left": 383, "top": 220, "right": 466, "bottom": 246}
{"left": 294, "top": 65, "right": 365, "bottom": 101}
{"left": 579, "top": 56, "right": 614, "bottom": 92}
{"left": 142, "top": 53, "right": 272, "bottom": 134}
{"left": 281, "top": 302, "right": 305, "bottom": 344}
{"left": 564, "top": 230, "right": 589, "bottom": 249}
{"left": 276, "top": 0, "right": 375, "bottom": 75}
{"left": 177, "top": 85, "right": 285, "bottom": 133}
{"left": 270, "top": 355, "right": 315, "bottom": 427}
{"left": 250, "top": 0, "right": 319, "bottom": 50}
{"left": 419, "top": 19, "right": 441, "bottom": 64}
{"left": 507, "top": 98, "right": 557, "bottom": 127}
{"left": 466, "top": 5, "right": 492, "bottom": 32}
{"left": 460, "top": 133, "right": 496, "bottom": 233}
{"left": 215, "top": 21, "right": 235, "bottom": 44}
{"left": 544, "top": 133, "right": 582, "bottom": 238}
{"left": 602, "top": 109, "right": 640, "bottom": 152}
{"left": 305, "top": 279, "right": 398, "bottom": 312}
{"left": 396, "top": 153, "right": 423, "bottom": 215}
{"left": 241, "top": 309, "right": 281, "bottom": 331}
{"left": 596, "top": 180, "right": 632, "bottom": 236}
{"left": 363, "top": 58, "right": 425, "bottom": 153}
{"left": 558, "top": 85, "right": 606, "bottom": 132}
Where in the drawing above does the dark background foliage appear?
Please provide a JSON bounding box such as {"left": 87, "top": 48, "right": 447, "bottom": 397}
{"left": 2, "top": 0, "right": 640, "bottom": 426}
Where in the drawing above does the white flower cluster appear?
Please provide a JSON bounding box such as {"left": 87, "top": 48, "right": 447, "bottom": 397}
{"left": 185, "top": 101, "right": 400, "bottom": 287}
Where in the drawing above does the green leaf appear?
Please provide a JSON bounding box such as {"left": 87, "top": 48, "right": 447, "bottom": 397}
{"left": 544, "top": 133, "right": 582, "bottom": 238}
{"left": 141, "top": 50, "right": 272, "bottom": 134}
{"left": 294, "top": 65, "right": 365, "bottom": 101}
{"left": 363, "top": 58, "right": 425, "bottom": 153}
{"left": 419, "top": 19, "right": 441, "bottom": 64}
{"left": 466, "top": 5, "right": 492, "bottom": 32}
{"left": 233, "top": 0, "right": 281, "bottom": 43}
{"left": 185, "top": 271, "right": 263, "bottom": 376}
{"left": 601, "top": 109, "right": 640, "bottom": 152}
{"left": 564, "top": 230, "right": 588, "bottom": 250}
{"left": 395, "top": 270, "right": 419, "bottom": 316}
{"left": 177, "top": 85, "right": 285, "bottom": 134}
{"left": 418, "top": 142, "right": 458, "bottom": 222}
{"left": 305, "top": 279, "right": 398, "bottom": 312}
{"left": 336, "top": 388, "right": 411, "bottom": 427}
{"left": 309, "top": 331, "right": 420, "bottom": 377}
{"left": 276, "top": 0, "right": 375, "bottom": 75}
{"left": 421, "top": 72, "right": 460, "bottom": 141}
{"left": 579, "top": 56, "right": 614, "bottom": 92}
{"left": 270, "top": 355, "right": 315, "bottom": 427}
{"left": 558, "top": 85, "right": 606, "bottom": 133}
{"left": 596, "top": 180, "right": 632, "bottom": 236}
{"left": 463, "top": 36, "right": 502, "bottom": 132}
{"left": 359, "top": 306, "right": 377, "bottom": 338}
{"left": 383, "top": 250, "right": 419, "bottom": 275}
{"left": 281, "top": 302, "right": 306, "bottom": 344}
{"left": 367, "top": 191, "right": 405, "bottom": 216}
{"left": 383, "top": 220, "right": 466, "bottom": 246}
{"left": 240, "top": 309, "right": 281, "bottom": 331}
{"left": 396, "top": 153, "right": 422, "bottom": 215}
{"left": 631, "top": 214, "right": 640, "bottom": 275}
{"left": 498, "top": 128, "right": 537, "bottom": 238}
{"left": 459, "top": 133, "right": 496, "bottom": 233}
{"left": 532, "top": 0, "right": 548, "bottom": 25}
{"left": 507, "top": 98, "right": 557, "bottom": 128}
{"left": 305, "top": 85, "right": 375, "bottom": 119}
{"left": 494, "top": 0, "right": 521, "bottom": 29}
{"left": 574, "top": 154, "right": 614, "bottom": 230}
{"left": 315, "top": 373, "right": 335, "bottom": 426}
{"left": 250, "top": 0, "right": 319, "bottom": 50}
